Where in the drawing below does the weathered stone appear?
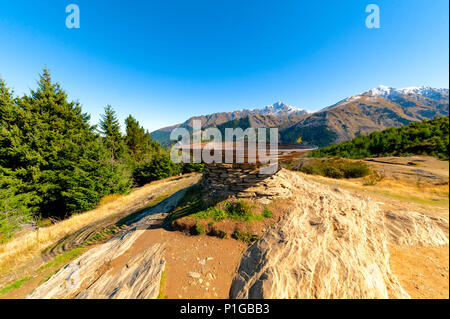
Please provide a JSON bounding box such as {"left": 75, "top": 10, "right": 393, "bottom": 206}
{"left": 201, "top": 162, "right": 284, "bottom": 201}
{"left": 236, "top": 192, "right": 256, "bottom": 198}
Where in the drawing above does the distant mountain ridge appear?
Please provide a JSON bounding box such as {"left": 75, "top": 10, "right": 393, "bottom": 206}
{"left": 151, "top": 86, "right": 449, "bottom": 147}
{"left": 324, "top": 85, "right": 449, "bottom": 111}
{"left": 155, "top": 102, "right": 308, "bottom": 132}
{"left": 151, "top": 102, "right": 309, "bottom": 145}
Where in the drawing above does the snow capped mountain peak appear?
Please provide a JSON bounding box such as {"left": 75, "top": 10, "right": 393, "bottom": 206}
{"left": 398, "top": 86, "right": 428, "bottom": 94}
{"left": 364, "top": 85, "right": 448, "bottom": 98}
{"left": 252, "top": 102, "right": 310, "bottom": 116}
{"left": 365, "top": 85, "right": 395, "bottom": 97}
{"left": 397, "top": 86, "right": 449, "bottom": 98}
{"left": 321, "top": 85, "right": 448, "bottom": 112}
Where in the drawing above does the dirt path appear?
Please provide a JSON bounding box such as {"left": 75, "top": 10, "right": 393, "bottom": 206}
{"left": 126, "top": 228, "right": 247, "bottom": 299}
{"left": 0, "top": 174, "right": 200, "bottom": 298}
{"left": 41, "top": 175, "right": 200, "bottom": 260}
{"left": 20, "top": 176, "right": 248, "bottom": 299}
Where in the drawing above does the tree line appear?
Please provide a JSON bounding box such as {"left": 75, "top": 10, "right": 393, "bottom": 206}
{"left": 309, "top": 116, "right": 449, "bottom": 160}
{"left": 0, "top": 69, "right": 201, "bottom": 242}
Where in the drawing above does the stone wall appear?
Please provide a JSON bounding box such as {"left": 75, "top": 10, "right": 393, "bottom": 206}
{"left": 201, "top": 162, "right": 292, "bottom": 201}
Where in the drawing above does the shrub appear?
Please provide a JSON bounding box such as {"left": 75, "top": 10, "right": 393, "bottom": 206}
{"left": 181, "top": 163, "right": 204, "bottom": 174}
{"left": 224, "top": 200, "right": 254, "bottom": 221}
{"left": 362, "top": 171, "right": 385, "bottom": 186}
{"left": 194, "top": 207, "right": 227, "bottom": 222}
{"left": 342, "top": 162, "right": 371, "bottom": 178}
{"left": 309, "top": 117, "right": 449, "bottom": 160}
{"left": 191, "top": 223, "right": 205, "bottom": 235}
{"left": 171, "top": 194, "right": 267, "bottom": 226}
{"left": 299, "top": 158, "right": 371, "bottom": 179}
{"left": 231, "top": 230, "right": 259, "bottom": 243}
{"left": 208, "top": 227, "right": 227, "bottom": 239}
{"left": 263, "top": 207, "right": 273, "bottom": 218}
{"left": 0, "top": 174, "right": 37, "bottom": 242}
{"left": 132, "top": 153, "right": 181, "bottom": 186}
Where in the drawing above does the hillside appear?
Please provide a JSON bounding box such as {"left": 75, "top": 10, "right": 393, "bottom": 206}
{"left": 282, "top": 86, "right": 449, "bottom": 146}
{"left": 151, "top": 86, "right": 449, "bottom": 147}
{"left": 310, "top": 116, "right": 449, "bottom": 160}
{"left": 5, "top": 168, "right": 447, "bottom": 299}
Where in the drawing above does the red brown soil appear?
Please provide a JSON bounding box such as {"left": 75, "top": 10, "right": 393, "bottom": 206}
{"left": 130, "top": 228, "right": 248, "bottom": 298}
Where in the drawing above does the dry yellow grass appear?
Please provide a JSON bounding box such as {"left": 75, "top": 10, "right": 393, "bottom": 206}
{"left": 376, "top": 179, "right": 449, "bottom": 197}
{"left": 303, "top": 173, "right": 449, "bottom": 207}
{"left": 0, "top": 174, "right": 200, "bottom": 276}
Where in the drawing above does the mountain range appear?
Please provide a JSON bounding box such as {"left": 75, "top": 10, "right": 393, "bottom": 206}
{"left": 151, "top": 86, "right": 449, "bottom": 147}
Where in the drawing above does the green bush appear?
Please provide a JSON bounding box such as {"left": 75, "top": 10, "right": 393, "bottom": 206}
{"left": 171, "top": 190, "right": 270, "bottom": 224}
{"left": 300, "top": 158, "right": 371, "bottom": 179}
{"left": 191, "top": 223, "right": 205, "bottom": 235}
{"left": 194, "top": 207, "right": 227, "bottom": 222}
{"left": 133, "top": 153, "right": 181, "bottom": 186}
{"left": 0, "top": 173, "right": 38, "bottom": 242}
{"left": 231, "top": 230, "right": 259, "bottom": 243}
{"left": 208, "top": 227, "right": 227, "bottom": 239}
{"left": 224, "top": 201, "right": 254, "bottom": 221}
{"left": 182, "top": 163, "right": 204, "bottom": 174}
{"left": 263, "top": 207, "right": 273, "bottom": 218}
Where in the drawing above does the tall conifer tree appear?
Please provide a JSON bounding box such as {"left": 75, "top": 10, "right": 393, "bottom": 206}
{"left": 125, "top": 115, "right": 162, "bottom": 164}
{"left": 99, "top": 105, "right": 126, "bottom": 163}
{"left": 1, "top": 69, "right": 132, "bottom": 219}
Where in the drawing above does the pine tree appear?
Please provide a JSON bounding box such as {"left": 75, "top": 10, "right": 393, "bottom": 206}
{"left": 99, "top": 105, "right": 126, "bottom": 163}
{"left": 0, "top": 79, "right": 37, "bottom": 240}
{"left": 1, "top": 69, "right": 132, "bottom": 219}
{"left": 125, "top": 115, "right": 161, "bottom": 164}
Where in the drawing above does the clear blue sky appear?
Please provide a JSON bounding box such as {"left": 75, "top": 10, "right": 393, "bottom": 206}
{"left": 0, "top": 0, "right": 448, "bottom": 131}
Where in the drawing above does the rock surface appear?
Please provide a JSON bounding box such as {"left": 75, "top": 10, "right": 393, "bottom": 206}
{"left": 75, "top": 243, "right": 165, "bottom": 299}
{"left": 27, "top": 228, "right": 165, "bottom": 299}
{"left": 201, "top": 163, "right": 292, "bottom": 201}
{"left": 230, "top": 170, "right": 448, "bottom": 299}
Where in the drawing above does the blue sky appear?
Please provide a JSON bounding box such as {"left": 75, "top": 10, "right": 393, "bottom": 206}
{"left": 0, "top": 0, "right": 448, "bottom": 131}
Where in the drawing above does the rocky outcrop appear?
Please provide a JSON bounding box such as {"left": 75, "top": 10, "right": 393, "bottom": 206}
{"left": 229, "top": 170, "right": 448, "bottom": 299}
{"left": 75, "top": 243, "right": 165, "bottom": 299}
{"left": 26, "top": 228, "right": 165, "bottom": 299}
{"left": 201, "top": 163, "right": 293, "bottom": 201}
